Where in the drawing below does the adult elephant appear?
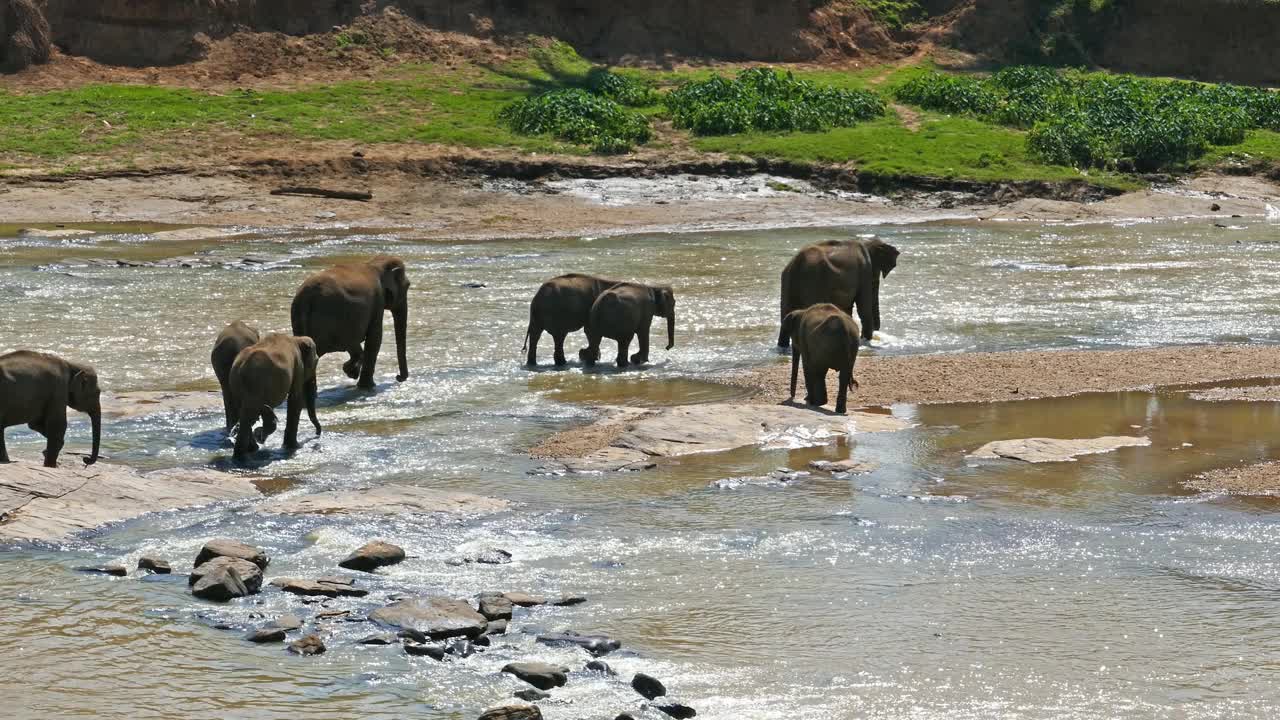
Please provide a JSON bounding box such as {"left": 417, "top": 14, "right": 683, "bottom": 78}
{"left": 291, "top": 256, "right": 410, "bottom": 389}
{"left": 579, "top": 283, "right": 676, "bottom": 369}
{"left": 782, "top": 304, "right": 861, "bottom": 414}
{"left": 0, "top": 350, "right": 100, "bottom": 467}
{"left": 777, "top": 237, "right": 899, "bottom": 347}
{"left": 229, "top": 333, "right": 321, "bottom": 463}
{"left": 211, "top": 320, "right": 260, "bottom": 432}
{"left": 523, "top": 273, "right": 623, "bottom": 367}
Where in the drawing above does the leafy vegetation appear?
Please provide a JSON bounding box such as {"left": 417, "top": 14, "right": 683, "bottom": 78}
{"left": 894, "top": 67, "right": 1280, "bottom": 171}
{"left": 665, "top": 68, "right": 885, "bottom": 135}
{"left": 497, "top": 88, "right": 652, "bottom": 154}
{"left": 857, "top": 0, "right": 926, "bottom": 30}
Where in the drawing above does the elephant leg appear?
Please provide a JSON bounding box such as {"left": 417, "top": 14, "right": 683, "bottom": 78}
{"left": 552, "top": 332, "right": 568, "bottom": 368}
{"left": 358, "top": 320, "right": 383, "bottom": 389}
{"left": 0, "top": 429, "right": 8, "bottom": 463}
{"left": 342, "top": 349, "right": 363, "bottom": 380}
{"left": 854, "top": 289, "right": 875, "bottom": 342}
{"left": 616, "top": 334, "right": 633, "bottom": 368}
{"left": 254, "top": 407, "right": 278, "bottom": 444}
{"left": 805, "top": 365, "right": 828, "bottom": 408}
{"left": 41, "top": 411, "right": 66, "bottom": 468}
{"left": 526, "top": 323, "right": 543, "bottom": 367}
{"left": 579, "top": 330, "right": 601, "bottom": 367}
{"left": 219, "top": 382, "right": 236, "bottom": 432}
{"left": 835, "top": 366, "right": 851, "bottom": 414}
{"left": 789, "top": 348, "right": 800, "bottom": 401}
{"left": 283, "top": 391, "right": 302, "bottom": 451}
{"left": 631, "top": 320, "right": 651, "bottom": 365}
{"left": 233, "top": 407, "right": 259, "bottom": 461}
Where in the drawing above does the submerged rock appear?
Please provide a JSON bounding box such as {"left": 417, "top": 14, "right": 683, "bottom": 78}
{"left": 245, "top": 627, "right": 287, "bottom": 643}
{"left": 632, "top": 672, "right": 667, "bottom": 700}
{"left": 446, "top": 638, "right": 480, "bottom": 658}
{"left": 502, "top": 662, "right": 568, "bottom": 690}
{"left": 288, "top": 635, "right": 326, "bottom": 656}
{"left": 369, "top": 596, "right": 488, "bottom": 639}
{"left": 970, "top": 436, "right": 1151, "bottom": 463}
{"left": 270, "top": 576, "right": 368, "bottom": 598}
{"left": 78, "top": 564, "right": 128, "bottom": 577}
{"left": 447, "top": 548, "right": 512, "bottom": 566}
{"left": 809, "top": 458, "right": 878, "bottom": 474}
{"left": 655, "top": 704, "right": 696, "bottom": 719}
{"left": 513, "top": 688, "right": 549, "bottom": 701}
{"left": 269, "top": 614, "right": 303, "bottom": 631}
{"left": 585, "top": 660, "right": 616, "bottom": 675}
{"left": 403, "top": 641, "right": 446, "bottom": 660}
{"left": 194, "top": 539, "right": 270, "bottom": 570}
{"left": 485, "top": 619, "right": 509, "bottom": 636}
{"left": 477, "top": 592, "right": 514, "bottom": 621}
{"left": 357, "top": 634, "right": 396, "bottom": 646}
{"left": 137, "top": 556, "right": 171, "bottom": 574}
{"left": 552, "top": 595, "right": 587, "bottom": 607}
{"left": 338, "top": 540, "right": 406, "bottom": 572}
{"left": 256, "top": 484, "right": 509, "bottom": 517}
{"left": 478, "top": 706, "right": 543, "bottom": 720}
{"left": 536, "top": 631, "right": 619, "bottom": 656}
{"left": 503, "top": 592, "right": 546, "bottom": 607}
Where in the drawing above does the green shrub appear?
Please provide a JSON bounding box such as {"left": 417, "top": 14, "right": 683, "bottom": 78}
{"left": 666, "top": 68, "right": 885, "bottom": 136}
{"left": 897, "top": 67, "right": 1280, "bottom": 172}
{"left": 497, "top": 88, "right": 651, "bottom": 154}
{"left": 587, "top": 69, "right": 659, "bottom": 107}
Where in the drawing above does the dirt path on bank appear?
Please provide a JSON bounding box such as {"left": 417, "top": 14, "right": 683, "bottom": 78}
{"left": 724, "top": 345, "right": 1280, "bottom": 407}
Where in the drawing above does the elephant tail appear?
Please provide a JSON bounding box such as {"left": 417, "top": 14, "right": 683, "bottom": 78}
{"left": 522, "top": 305, "right": 534, "bottom": 353}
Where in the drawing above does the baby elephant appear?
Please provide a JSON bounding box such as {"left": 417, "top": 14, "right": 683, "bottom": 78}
{"left": 0, "top": 350, "right": 101, "bottom": 467}
{"left": 229, "top": 333, "right": 321, "bottom": 463}
{"left": 579, "top": 283, "right": 676, "bottom": 369}
{"left": 782, "top": 304, "right": 861, "bottom": 414}
{"left": 211, "top": 320, "right": 260, "bottom": 432}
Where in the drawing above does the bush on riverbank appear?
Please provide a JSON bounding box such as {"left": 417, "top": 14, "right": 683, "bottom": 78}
{"left": 497, "top": 88, "right": 652, "bottom": 154}
{"left": 895, "top": 67, "right": 1280, "bottom": 171}
{"left": 666, "top": 68, "right": 886, "bottom": 136}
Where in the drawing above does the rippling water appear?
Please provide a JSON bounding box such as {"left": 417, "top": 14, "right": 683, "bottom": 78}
{"left": 5, "top": 219, "right": 1280, "bottom": 719}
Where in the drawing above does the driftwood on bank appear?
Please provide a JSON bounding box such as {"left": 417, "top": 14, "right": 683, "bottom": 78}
{"left": 269, "top": 186, "right": 373, "bottom": 201}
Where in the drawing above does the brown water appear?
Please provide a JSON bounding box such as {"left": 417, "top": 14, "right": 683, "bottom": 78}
{"left": 5, "top": 219, "right": 1280, "bottom": 719}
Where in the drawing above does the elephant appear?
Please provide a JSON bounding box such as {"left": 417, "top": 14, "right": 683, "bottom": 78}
{"left": 0, "top": 350, "right": 100, "bottom": 467}
{"left": 229, "top": 333, "right": 321, "bottom": 463}
{"left": 578, "top": 283, "right": 676, "bottom": 369}
{"left": 291, "top": 255, "right": 410, "bottom": 389}
{"left": 777, "top": 237, "right": 899, "bottom": 347}
{"left": 524, "top": 273, "right": 623, "bottom": 367}
{"left": 211, "top": 320, "right": 260, "bottom": 432}
{"left": 782, "top": 303, "right": 861, "bottom": 414}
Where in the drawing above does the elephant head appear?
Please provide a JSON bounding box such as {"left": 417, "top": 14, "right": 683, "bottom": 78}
{"left": 371, "top": 256, "right": 411, "bottom": 383}
{"left": 296, "top": 336, "right": 322, "bottom": 437}
{"left": 864, "top": 237, "right": 900, "bottom": 278}
{"left": 67, "top": 363, "right": 100, "bottom": 465}
{"left": 651, "top": 285, "right": 676, "bottom": 350}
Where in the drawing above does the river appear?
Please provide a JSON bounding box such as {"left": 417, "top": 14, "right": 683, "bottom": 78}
{"left": 3, "top": 217, "right": 1280, "bottom": 719}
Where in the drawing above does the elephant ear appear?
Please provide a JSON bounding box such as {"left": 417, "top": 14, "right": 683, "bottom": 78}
{"left": 381, "top": 259, "right": 409, "bottom": 308}
{"left": 68, "top": 367, "right": 100, "bottom": 407}
{"left": 866, "top": 238, "right": 900, "bottom": 278}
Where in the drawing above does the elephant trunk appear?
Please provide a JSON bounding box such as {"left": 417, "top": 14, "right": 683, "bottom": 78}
{"left": 306, "top": 378, "right": 321, "bottom": 436}
{"left": 85, "top": 406, "right": 100, "bottom": 465}
{"left": 393, "top": 303, "right": 409, "bottom": 382}
{"left": 666, "top": 308, "right": 676, "bottom": 350}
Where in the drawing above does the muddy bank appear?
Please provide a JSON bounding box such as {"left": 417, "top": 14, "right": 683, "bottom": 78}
{"left": 727, "top": 345, "right": 1280, "bottom": 407}
{"left": 0, "top": 461, "right": 259, "bottom": 541}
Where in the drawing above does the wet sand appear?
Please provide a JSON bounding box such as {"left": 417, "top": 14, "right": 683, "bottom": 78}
{"left": 725, "top": 345, "right": 1280, "bottom": 407}
{"left": 1188, "top": 462, "right": 1280, "bottom": 495}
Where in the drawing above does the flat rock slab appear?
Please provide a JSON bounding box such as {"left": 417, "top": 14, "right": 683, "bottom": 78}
{"left": 255, "top": 484, "right": 508, "bottom": 517}
{"left": 970, "top": 436, "right": 1151, "bottom": 463}
{"left": 368, "top": 596, "right": 488, "bottom": 640}
{"left": 339, "top": 540, "right": 406, "bottom": 572}
{"left": 1188, "top": 462, "right": 1280, "bottom": 495}
{"left": 0, "top": 461, "right": 259, "bottom": 541}
{"left": 479, "top": 706, "right": 543, "bottom": 720}
{"left": 613, "top": 403, "right": 907, "bottom": 457}
{"left": 270, "top": 576, "right": 368, "bottom": 598}
{"left": 502, "top": 662, "right": 569, "bottom": 690}
{"left": 809, "top": 458, "right": 878, "bottom": 474}
{"left": 101, "top": 391, "right": 222, "bottom": 420}
{"left": 1187, "top": 385, "right": 1280, "bottom": 402}
{"left": 533, "top": 446, "right": 656, "bottom": 475}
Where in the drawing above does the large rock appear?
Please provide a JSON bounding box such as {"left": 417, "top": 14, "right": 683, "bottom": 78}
{"left": 288, "top": 634, "right": 326, "bottom": 656}
{"left": 368, "top": 596, "right": 488, "bottom": 640}
{"left": 256, "top": 484, "right": 509, "bottom": 517}
{"left": 338, "top": 540, "right": 406, "bottom": 572}
{"left": 269, "top": 576, "right": 368, "bottom": 598}
{"left": 194, "top": 539, "right": 270, "bottom": 570}
{"left": 190, "top": 556, "right": 263, "bottom": 599}
{"left": 632, "top": 672, "right": 667, "bottom": 700}
{"left": 478, "top": 706, "right": 543, "bottom": 720}
{"left": 970, "top": 436, "right": 1151, "bottom": 463}
{"left": 0, "top": 461, "right": 259, "bottom": 541}
{"left": 502, "top": 662, "right": 568, "bottom": 690}
{"left": 137, "top": 556, "right": 171, "bottom": 574}
{"left": 477, "top": 592, "right": 514, "bottom": 621}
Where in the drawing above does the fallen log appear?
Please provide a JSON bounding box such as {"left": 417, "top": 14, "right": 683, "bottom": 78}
{"left": 269, "top": 186, "right": 373, "bottom": 201}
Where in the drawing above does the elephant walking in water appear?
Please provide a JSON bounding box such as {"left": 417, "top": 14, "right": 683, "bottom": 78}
{"left": 778, "top": 237, "right": 899, "bottom": 348}
{"left": 782, "top": 304, "right": 861, "bottom": 414}
{"left": 0, "top": 350, "right": 101, "bottom": 467}
{"left": 229, "top": 333, "right": 321, "bottom": 463}
{"left": 523, "top": 273, "right": 623, "bottom": 367}
{"left": 579, "top": 283, "right": 676, "bottom": 369}
{"left": 291, "top": 256, "right": 410, "bottom": 389}
{"left": 211, "top": 320, "right": 260, "bottom": 432}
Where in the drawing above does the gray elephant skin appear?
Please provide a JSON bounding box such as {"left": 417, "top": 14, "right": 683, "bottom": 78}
{"left": 291, "top": 256, "right": 410, "bottom": 389}
{"left": 579, "top": 282, "right": 676, "bottom": 369}
{"left": 229, "top": 333, "right": 321, "bottom": 462}
{"left": 778, "top": 237, "right": 899, "bottom": 347}
{"left": 783, "top": 303, "right": 861, "bottom": 414}
{"left": 524, "top": 273, "right": 624, "bottom": 367}
{"left": 211, "top": 320, "right": 260, "bottom": 431}
{"left": 0, "top": 350, "right": 101, "bottom": 467}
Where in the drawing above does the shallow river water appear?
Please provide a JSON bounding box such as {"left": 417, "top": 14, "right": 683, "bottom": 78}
{"left": 5, "top": 218, "right": 1280, "bottom": 719}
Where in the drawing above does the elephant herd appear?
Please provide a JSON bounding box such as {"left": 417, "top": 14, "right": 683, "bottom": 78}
{"left": 0, "top": 237, "right": 898, "bottom": 468}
